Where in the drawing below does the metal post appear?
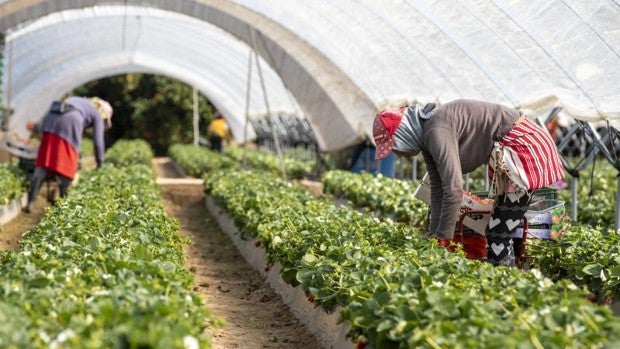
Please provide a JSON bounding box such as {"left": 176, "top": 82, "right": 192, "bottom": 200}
{"left": 242, "top": 48, "right": 253, "bottom": 168}
{"left": 250, "top": 29, "right": 286, "bottom": 180}
{"left": 411, "top": 157, "right": 417, "bottom": 182}
{"left": 616, "top": 176, "right": 620, "bottom": 231}
{"left": 0, "top": 33, "right": 4, "bottom": 113}
{"left": 192, "top": 87, "right": 198, "bottom": 146}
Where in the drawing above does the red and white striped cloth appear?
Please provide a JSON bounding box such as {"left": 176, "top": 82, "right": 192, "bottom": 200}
{"left": 488, "top": 117, "right": 564, "bottom": 197}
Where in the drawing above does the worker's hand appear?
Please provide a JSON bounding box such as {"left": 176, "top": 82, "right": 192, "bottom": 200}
{"left": 26, "top": 121, "right": 36, "bottom": 131}
{"left": 436, "top": 238, "right": 458, "bottom": 253}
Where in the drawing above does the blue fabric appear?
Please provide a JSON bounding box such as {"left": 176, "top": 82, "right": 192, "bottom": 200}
{"left": 351, "top": 147, "right": 396, "bottom": 177}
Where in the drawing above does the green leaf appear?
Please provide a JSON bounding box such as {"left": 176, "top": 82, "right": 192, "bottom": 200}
{"left": 583, "top": 264, "right": 602, "bottom": 277}
{"left": 302, "top": 253, "right": 318, "bottom": 267}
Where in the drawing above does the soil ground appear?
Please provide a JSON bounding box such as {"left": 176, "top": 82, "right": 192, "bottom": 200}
{"left": 0, "top": 157, "right": 322, "bottom": 349}
{"left": 0, "top": 187, "right": 48, "bottom": 251}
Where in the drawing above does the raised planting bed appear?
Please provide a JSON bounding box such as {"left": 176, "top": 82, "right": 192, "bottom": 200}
{"left": 0, "top": 193, "right": 27, "bottom": 225}
{"left": 205, "top": 195, "right": 351, "bottom": 348}
{"left": 0, "top": 164, "right": 212, "bottom": 348}
{"left": 203, "top": 169, "right": 620, "bottom": 349}
{"left": 0, "top": 161, "right": 28, "bottom": 225}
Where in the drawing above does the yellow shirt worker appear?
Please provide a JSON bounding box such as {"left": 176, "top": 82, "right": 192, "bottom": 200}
{"left": 207, "top": 114, "right": 230, "bottom": 151}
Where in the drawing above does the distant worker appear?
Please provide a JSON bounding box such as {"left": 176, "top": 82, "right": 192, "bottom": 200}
{"left": 206, "top": 112, "right": 230, "bottom": 152}
{"left": 23, "top": 96, "right": 113, "bottom": 213}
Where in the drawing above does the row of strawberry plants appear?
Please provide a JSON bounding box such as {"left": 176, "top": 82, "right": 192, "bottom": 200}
{"left": 168, "top": 143, "right": 236, "bottom": 177}
{"left": 557, "top": 160, "right": 618, "bottom": 231}
{"left": 223, "top": 145, "right": 312, "bottom": 179}
{"left": 322, "top": 169, "right": 620, "bottom": 305}
{"left": 0, "top": 160, "right": 27, "bottom": 205}
{"left": 527, "top": 226, "right": 620, "bottom": 303}
{"left": 322, "top": 171, "right": 620, "bottom": 302}
{"left": 0, "top": 137, "right": 151, "bottom": 206}
{"left": 168, "top": 143, "right": 312, "bottom": 179}
{"left": 0, "top": 165, "right": 211, "bottom": 347}
{"left": 104, "top": 138, "right": 155, "bottom": 167}
{"left": 203, "top": 169, "right": 620, "bottom": 348}
{"left": 322, "top": 170, "right": 427, "bottom": 229}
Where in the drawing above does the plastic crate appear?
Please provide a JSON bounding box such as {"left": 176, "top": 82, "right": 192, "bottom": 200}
{"left": 415, "top": 176, "right": 493, "bottom": 235}
{"left": 531, "top": 187, "right": 558, "bottom": 200}
{"left": 513, "top": 199, "right": 565, "bottom": 239}
{"left": 18, "top": 157, "right": 36, "bottom": 177}
{"left": 471, "top": 187, "right": 558, "bottom": 201}
{"left": 451, "top": 229, "right": 487, "bottom": 260}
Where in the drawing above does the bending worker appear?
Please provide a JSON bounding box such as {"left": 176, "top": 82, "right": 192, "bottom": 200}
{"left": 23, "top": 96, "right": 113, "bottom": 213}
{"left": 373, "top": 99, "right": 564, "bottom": 266}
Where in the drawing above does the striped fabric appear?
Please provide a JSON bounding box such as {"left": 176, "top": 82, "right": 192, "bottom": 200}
{"left": 488, "top": 117, "right": 564, "bottom": 197}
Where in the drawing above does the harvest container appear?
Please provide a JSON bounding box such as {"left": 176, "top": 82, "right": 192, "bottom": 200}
{"left": 513, "top": 199, "right": 566, "bottom": 239}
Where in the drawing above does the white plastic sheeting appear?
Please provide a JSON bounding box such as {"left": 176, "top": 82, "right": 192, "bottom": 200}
{"left": 2, "top": 6, "right": 299, "bottom": 144}
{"left": 1, "top": 0, "right": 619, "bottom": 152}
{"left": 240, "top": 0, "right": 620, "bottom": 117}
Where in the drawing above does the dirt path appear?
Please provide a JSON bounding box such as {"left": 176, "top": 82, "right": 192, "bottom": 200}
{"left": 0, "top": 188, "right": 48, "bottom": 252}
{"left": 153, "top": 157, "right": 322, "bottom": 349}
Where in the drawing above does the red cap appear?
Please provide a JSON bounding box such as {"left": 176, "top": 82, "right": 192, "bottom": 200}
{"left": 373, "top": 107, "right": 404, "bottom": 159}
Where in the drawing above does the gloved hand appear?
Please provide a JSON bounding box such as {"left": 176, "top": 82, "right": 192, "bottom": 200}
{"left": 437, "top": 238, "right": 451, "bottom": 247}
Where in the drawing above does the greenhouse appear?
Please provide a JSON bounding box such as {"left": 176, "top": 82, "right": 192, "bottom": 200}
{"left": 0, "top": 1, "right": 619, "bottom": 348}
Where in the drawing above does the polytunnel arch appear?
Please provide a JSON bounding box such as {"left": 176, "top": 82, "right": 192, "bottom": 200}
{"left": 9, "top": 49, "right": 268, "bottom": 143}
{"left": 0, "top": 0, "right": 375, "bottom": 152}
{"left": 0, "top": 0, "right": 619, "bottom": 195}
{"left": 2, "top": 0, "right": 620, "bottom": 151}
{"left": 1, "top": 5, "right": 315, "bottom": 146}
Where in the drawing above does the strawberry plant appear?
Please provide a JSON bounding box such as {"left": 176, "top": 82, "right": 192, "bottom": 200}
{"left": 0, "top": 160, "right": 212, "bottom": 347}
{"left": 322, "top": 170, "right": 428, "bottom": 228}
{"left": 557, "top": 161, "right": 617, "bottom": 231}
{"left": 223, "top": 145, "right": 312, "bottom": 179}
{"left": 527, "top": 224, "right": 620, "bottom": 302}
{"left": 203, "top": 168, "right": 620, "bottom": 348}
{"left": 104, "top": 139, "right": 154, "bottom": 166}
{"left": 326, "top": 168, "right": 620, "bottom": 306}
{"left": 0, "top": 161, "right": 27, "bottom": 205}
{"left": 169, "top": 143, "right": 236, "bottom": 177}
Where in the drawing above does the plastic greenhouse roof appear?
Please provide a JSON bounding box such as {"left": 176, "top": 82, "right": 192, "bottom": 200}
{"left": 1, "top": 0, "right": 619, "bottom": 152}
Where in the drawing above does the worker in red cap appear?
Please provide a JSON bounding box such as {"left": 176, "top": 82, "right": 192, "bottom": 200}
{"left": 373, "top": 99, "right": 564, "bottom": 266}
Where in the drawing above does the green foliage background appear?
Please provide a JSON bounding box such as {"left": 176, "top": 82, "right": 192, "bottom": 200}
{"left": 74, "top": 74, "right": 216, "bottom": 155}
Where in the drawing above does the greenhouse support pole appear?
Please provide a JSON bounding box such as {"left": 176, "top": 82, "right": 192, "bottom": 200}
{"left": 242, "top": 49, "right": 253, "bottom": 168}
{"left": 192, "top": 87, "right": 199, "bottom": 147}
{"left": 250, "top": 29, "right": 286, "bottom": 180}
{"left": 411, "top": 158, "right": 417, "bottom": 182}
{"left": 616, "top": 176, "right": 620, "bottom": 231}
{"left": 0, "top": 32, "right": 4, "bottom": 116}
{"left": 570, "top": 176, "right": 578, "bottom": 221}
